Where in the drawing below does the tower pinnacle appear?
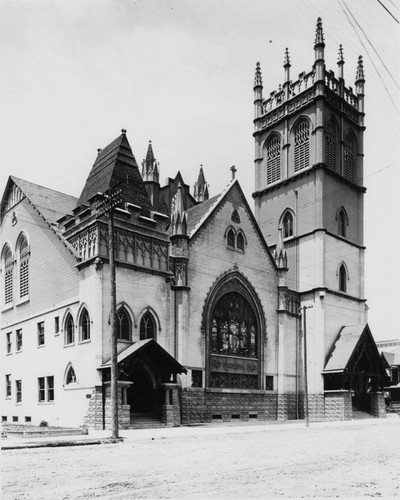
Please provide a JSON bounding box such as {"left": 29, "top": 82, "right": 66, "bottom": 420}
{"left": 193, "top": 165, "right": 209, "bottom": 202}
{"left": 254, "top": 62, "right": 263, "bottom": 87}
{"left": 355, "top": 55, "right": 365, "bottom": 82}
{"left": 141, "top": 140, "right": 160, "bottom": 183}
{"left": 337, "top": 44, "right": 345, "bottom": 79}
{"left": 314, "top": 17, "right": 325, "bottom": 48}
{"left": 171, "top": 183, "right": 187, "bottom": 236}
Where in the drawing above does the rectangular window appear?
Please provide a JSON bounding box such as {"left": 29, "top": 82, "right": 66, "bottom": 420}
{"left": 12, "top": 416, "right": 18, "bottom": 423}
{"left": 38, "top": 376, "right": 54, "bottom": 403}
{"left": 5, "top": 374, "right": 11, "bottom": 397}
{"left": 15, "top": 380, "right": 22, "bottom": 403}
{"left": 265, "top": 375, "right": 274, "bottom": 391}
{"left": 6, "top": 332, "right": 12, "bottom": 354}
{"left": 25, "top": 416, "right": 31, "bottom": 423}
{"left": 2, "top": 416, "right": 7, "bottom": 423}
{"left": 16, "top": 329, "right": 22, "bottom": 351}
{"left": 37, "top": 322, "right": 45, "bottom": 346}
{"left": 191, "top": 370, "right": 203, "bottom": 388}
{"left": 54, "top": 316, "right": 59, "bottom": 335}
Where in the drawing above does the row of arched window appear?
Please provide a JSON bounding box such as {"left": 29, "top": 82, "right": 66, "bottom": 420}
{"left": 61, "top": 306, "right": 157, "bottom": 346}
{"left": 264, "top": 117, "right": 357, "bottom": 185}
{"left": 2, "top": 234, "right": 30, "bottom": 306}
{"left": 279, "top": 206, "right": 349, "bottom": 240}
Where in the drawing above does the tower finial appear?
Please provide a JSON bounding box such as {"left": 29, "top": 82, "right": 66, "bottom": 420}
{"left": 230, "top": 165, "right": 237, "bottom": 180}
{"left": 284, "top": 48, "right": 291, "bottom": 86}
{"left": 141, "top": 140, "right": 159, "bottom": 183}
{"left": 356, "top": 55, "right": 365, "bottom": 82}
{"left": 193, "top": 165, "right": 209, "bottom": 202}
{"left": 314, "top": 17, "right": 325, "bottom": 47}
{"left": 337, "top": 44, "right": 345, "bottom": 79}
{"left": 254, "top": 61, "right": 263, "bottom": 87}
{"left": 284, "top": 48, "right": 290, "bottom": 68}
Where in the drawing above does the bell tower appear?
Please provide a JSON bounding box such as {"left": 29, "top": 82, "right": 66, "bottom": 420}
{"left": 253, "top": 18, "right": 368, "bottom": 403}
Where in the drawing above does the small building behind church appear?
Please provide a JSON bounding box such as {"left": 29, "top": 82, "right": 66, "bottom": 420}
{"left": 1, "top": 19, "right": 387, "bottom": 430}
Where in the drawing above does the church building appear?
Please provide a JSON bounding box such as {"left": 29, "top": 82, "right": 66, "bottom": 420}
{"left": 1, "top": 19, "right": 387, "bottom": 429}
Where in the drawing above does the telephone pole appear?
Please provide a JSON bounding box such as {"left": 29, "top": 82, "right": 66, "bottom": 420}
{"left": 97, "top": 187, "right": 122, "bottom": 439}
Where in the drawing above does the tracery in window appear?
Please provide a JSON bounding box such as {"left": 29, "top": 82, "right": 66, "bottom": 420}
{"left": 3, "top": 245, "right": 13, "bottom": 305}
{"left": 64, "top": 313, "right": 75, "bottom": 345}
{"left": 117, "top": 307, "right": 131, "bottom": 341}
{"left": 344, "top": 132, "right": 356, "bottom": 182}
{"left": 226, "top": 227, "right": 246, "bottom": 252}
{"left": 80, "top": 308, "right": 90, "bottom": 342}
{"left": 294, "top": 120, "right": 310, "bottom": 172}
{"left": 140, "top": 311, "right": 156, "bottom": 341}
{"left": 282, "top": 211, "right": 294, "bottom": 239}
{"left": 18, "top": 235, "right": 29, "bottom": 299}
{"left": 325, "top": 117, "right": 337, "bottom": 171}
{"left": 339, "top": 264, "right": 347, "bottom": 292}
{"left": 266, "top": 135, "right": 281, "bottom": 184}
{"left": 211, "top": 292, "right": 257, "bottom": 358}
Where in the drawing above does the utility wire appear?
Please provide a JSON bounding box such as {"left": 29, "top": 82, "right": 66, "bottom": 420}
{"left": 376, "top": 0, "right": 399, "bottom": 23}
{"left": 340, "top": 0, "right": 400, "bottom": 113}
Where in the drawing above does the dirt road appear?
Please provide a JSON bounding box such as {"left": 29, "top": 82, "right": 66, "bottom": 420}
{"left": 2, "top": 419, "right": 400, "bottom": 499}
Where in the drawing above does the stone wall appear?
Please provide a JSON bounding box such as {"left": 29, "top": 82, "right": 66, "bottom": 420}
{"left": 324, "top": 391, "right": 353, "bottom": 420}
{"left": 181, "top": 388, "right": 280, "bottom": 424}
{"left": 370, "top": 392, "right": 386, "bottom": 418}
{"left": 84, "top": 384, "right": 131, "bottom": 430}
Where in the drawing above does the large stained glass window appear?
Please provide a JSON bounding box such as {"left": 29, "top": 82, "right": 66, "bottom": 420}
{"left": 211, "top": 292, "right": 257, "bottom": 358}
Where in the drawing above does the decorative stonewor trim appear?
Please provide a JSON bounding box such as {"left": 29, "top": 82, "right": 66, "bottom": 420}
{"left": 278, "top": 287, "right": 300, "bottom": 314}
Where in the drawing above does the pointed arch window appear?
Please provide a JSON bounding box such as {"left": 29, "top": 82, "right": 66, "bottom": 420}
{"left": 3, "top": 245, "right": 13, "bottom": 305}
{"left": 344, "top": 132, "right": 356, "bottom": 182}
{"left": 117, "top": 307, "right": 131, "bottom": 341}
{"left": 64, "top": 313, "right": 75, "bottom": 345}
{"left": 18, "top": 235, "right": 30, "bottom": 299}
{"left": 282, "top": 211, "right": 294, "bottom": 239}
{"left": 227, "top": 228, "right": 235, "bottom": 248}
{"left": 266, "top": 135, "right": 281, "bottom": 184}
{"left": 140, "top": 311, "right": 156, "bottom": 341}
{"left": 325, "top": 117, "right": 337, "bottom": 171}
{"left": 339, "top": 264, "right": 347, "bottom": 292}
{"left": 65, "top": 365, "right": 77, "bottom": 385}
{"left": 231, "top": 210, "right": 240, "bottom": 224}
{"left": 294, "top": 120, "right": 310, "bottom": 172}
{"left": 337, "top": 208, "right": 348, "bottom": 238}
{"left": 236, "top": 232, "right": 245, "bottom": 252}
{"left": 79, "top": 308, "right": 90, "bottom": 342}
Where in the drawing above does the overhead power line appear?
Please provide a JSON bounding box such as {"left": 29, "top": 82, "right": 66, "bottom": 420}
{"left": 376, "top": 0, "right": 399, "bottom": 23}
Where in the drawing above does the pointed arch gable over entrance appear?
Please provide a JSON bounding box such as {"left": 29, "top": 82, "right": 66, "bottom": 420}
{"left": 201, "top": 270, "right": 266, "bottom": 390}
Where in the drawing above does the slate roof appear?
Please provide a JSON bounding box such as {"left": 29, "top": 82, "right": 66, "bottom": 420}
{"left": 76, "top": 133, "right": 152, "bottom": 210}
{"left": 11, "top": 176, "right": 78, "bottom": 223}
{"left": 324, "top": 324, "right": 368, "bottom": 372}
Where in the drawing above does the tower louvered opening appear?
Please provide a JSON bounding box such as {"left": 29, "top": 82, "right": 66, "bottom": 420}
{"left": 325, "top": 119, "right": 337, "bottom": 171}
{"left": 266, "top": 135, "right": 281, "bottom": 185}
{"left": 294, "top": 121, "right": 310, "bottom": 172}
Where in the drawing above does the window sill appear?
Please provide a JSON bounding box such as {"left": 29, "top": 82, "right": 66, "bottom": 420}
{"left": 5, "top": 397, "right": 12, "bottom": 400}
{"left": 1, "top": 303, "right": 14, "bottom": 312}
{"left": 16, "top": 350, "right": 22, "bottom": 354}
{"left": 117, "top": 339, "right": 133, "bottom": 344}
{"left": 37, "top": 344, "right": 45, "bottom": 349}
{"left": 16, "top": 296, "right": 29, "bottom": 307}
{"left": 38, "top": 401, "right": 55, "bottom": 405}
{"left": 78, "top": 339, "right": 91, "bottom": 345}
{"left": 64, "top": 343, "right": 75, "bottom": 348}
{"left": 6, "top": 352, "right": 12, "bottom": 356}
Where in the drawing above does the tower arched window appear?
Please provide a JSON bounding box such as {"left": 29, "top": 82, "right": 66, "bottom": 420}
{"left": 3, "top": 245, "right": 13, "bottom": 305}
{"left": 337, "top": 208, "right": 348, "bottom": 238}
{"left": 344, "top": 132, "right": 356, "bottom": 182}
{"left": 282, "top": 211, "right": 294, "bottom": 239}
{"left": 294, "top": 120, "right": 310, "bottom": 172}
{"left": 64, "top": 313, "right": 75, "bottom": 345}
{"left": 18, "top": 235, "right": 30, "bottom": 299}
{"left": 266, "top": 135, "right": 281, "bottom": 184}
{"left": 325, "top": 117, "right": 337, "bottom": 171}
{"left": 140, "top": 311, "right": 156, "bottom": 341}
{"left": 117, "top": 307, "right": 131, "bottom": 341}
{"left": 227, "top": 228, "right": 235, "bottom": 248}
{"left": 339, "top": 264, "right": 347, "bottom": 292}
{"left": 79, "top": 308, "right": 90, "bottom": 342}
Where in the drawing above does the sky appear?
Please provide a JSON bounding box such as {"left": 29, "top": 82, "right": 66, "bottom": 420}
{"left": 0, "top": 0, "right": 399, "bottom": 340}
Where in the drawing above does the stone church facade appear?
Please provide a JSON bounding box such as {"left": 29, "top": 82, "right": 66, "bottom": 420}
{"left": 1, "top": 19, "right": 387, "bottom": 429}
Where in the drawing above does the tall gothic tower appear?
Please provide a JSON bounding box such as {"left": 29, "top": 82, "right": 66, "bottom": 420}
{"left": 253, "top": 19, "right": 368, "bottom": 400}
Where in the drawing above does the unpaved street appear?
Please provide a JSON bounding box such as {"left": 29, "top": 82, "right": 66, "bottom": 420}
{"left": 2, "top": 419, "right": 400, "bottom": 499}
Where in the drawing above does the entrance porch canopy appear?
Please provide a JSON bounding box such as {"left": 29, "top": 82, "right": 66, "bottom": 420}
{"left": 323, "top": 324, "right": 387, "bottom": 391}
{"left": 100, "top": 339, "right": 187, "bottom": 377}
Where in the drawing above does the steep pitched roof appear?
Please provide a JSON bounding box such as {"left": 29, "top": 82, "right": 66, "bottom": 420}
{"left": 8, "top": 176, "right": 77, "bottom": 223}
{"left": 76, "top": 133, "right": 152, "bottom": 210}
{"left": 324, "top": 324, "right": 367, "bottom": 372}
{"left": 186, "top": 179, "right": 277, "bottom": 266}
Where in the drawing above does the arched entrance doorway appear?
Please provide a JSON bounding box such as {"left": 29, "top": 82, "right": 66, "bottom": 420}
{"left": 127, "top": 368, "right": 156, "bottom": 415}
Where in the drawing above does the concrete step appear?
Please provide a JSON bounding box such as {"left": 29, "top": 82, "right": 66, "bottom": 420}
{"left": 352, "top": 409, "right": 376, "bottom": 419}
{"left": 129, "top": 414, "right": 166, "bottom": 429}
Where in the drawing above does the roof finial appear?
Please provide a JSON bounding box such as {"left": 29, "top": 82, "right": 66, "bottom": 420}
{"left": 254, "top": 62, "right": 263, "bottom": 87}
{"left": 284, "top": 48, "right": 290, "bottom": 68}
{"left": 338, "top": 44, "right": 344, "bottom": 64}
{"left": 141, "top": 140, "right": 159, "bottom": 183}
{"left": 193, "top": 165, "right": 208, "bottom": 202}
{"left": 230, "top": 165, "right": 237, "bottom": 180}
{"left": 314, "top": 17, "right": 325, "bottom": 47}
{"left": 121, "top": 129, "right": 127, "bottom": 135}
